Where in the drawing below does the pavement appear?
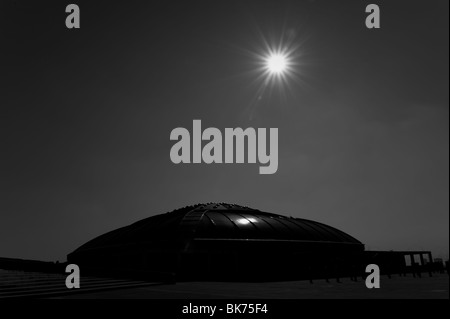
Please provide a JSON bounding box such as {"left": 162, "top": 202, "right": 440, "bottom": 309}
{"left": 1, "top": 269, "right": 448, "bottom": 299}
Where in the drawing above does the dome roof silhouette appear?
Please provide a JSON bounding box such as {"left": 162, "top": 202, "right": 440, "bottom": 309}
{"left": 68, "top": 203, "right": 364, "bottom": 281}
{"left": 71, "top": 203, "right": 361, "bottom": 255}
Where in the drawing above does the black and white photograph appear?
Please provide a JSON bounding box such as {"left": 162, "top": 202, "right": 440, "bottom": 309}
{"left": 0, "top": 0, "right": 448, "bottom": 307}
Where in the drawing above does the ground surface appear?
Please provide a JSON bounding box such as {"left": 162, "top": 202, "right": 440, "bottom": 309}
{"left": 60, "top": 274, "right": 448, "bottom": 299}
{"left": 1, "top": 270, "right": 448, "bottom": 299}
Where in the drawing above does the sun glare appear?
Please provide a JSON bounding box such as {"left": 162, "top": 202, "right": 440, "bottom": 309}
{"left": 266, "top": 54, "right": 288, "bottom": 75}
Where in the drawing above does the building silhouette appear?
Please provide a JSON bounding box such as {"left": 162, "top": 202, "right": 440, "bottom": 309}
{"left": 68, "top": 203, "right": 368, "bottom": 281}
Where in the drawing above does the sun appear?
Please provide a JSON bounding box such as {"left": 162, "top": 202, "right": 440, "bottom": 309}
{"left": 236, "top": 26, "right": 307, "bottom": 120}
{"left": 266, "top": 53, "right": 288, "bottom": 75}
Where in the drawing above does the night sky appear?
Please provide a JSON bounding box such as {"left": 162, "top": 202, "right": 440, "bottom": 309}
{"left": 1, "top": 0, "right": 448, "bottom": 262}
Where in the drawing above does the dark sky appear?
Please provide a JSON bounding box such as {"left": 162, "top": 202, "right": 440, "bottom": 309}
{"left": 1, "top": 0, "right": 448, "bottom": 262}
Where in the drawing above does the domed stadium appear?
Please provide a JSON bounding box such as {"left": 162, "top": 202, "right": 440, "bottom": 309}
{"left": 68, "top": 203, "right": 365, "bottom": 281}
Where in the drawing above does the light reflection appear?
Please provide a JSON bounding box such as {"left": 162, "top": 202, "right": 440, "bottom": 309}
{"left": 237, "top": 218, "right": 258, "bottom": 225}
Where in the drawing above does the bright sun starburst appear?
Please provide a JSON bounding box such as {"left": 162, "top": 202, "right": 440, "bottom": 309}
{"left": 266, "top": 53, "right": 288, "bottom": 75}
{"left": 235, "top": 26, "right": 307, "bottom": 119}
{"left": 258, "top": 46, "right": 296, "bottom": 88}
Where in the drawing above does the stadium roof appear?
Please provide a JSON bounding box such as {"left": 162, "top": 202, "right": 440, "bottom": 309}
{"left": 71, "top": 203, "right": 362, "bottom": 255}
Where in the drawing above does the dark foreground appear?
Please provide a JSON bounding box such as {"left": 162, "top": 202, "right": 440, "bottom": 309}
{"left": 58, "top": 274, "right": 448, "bottom": 299}
{"left": 1, "top": 269, "right": 447, "bottom": 299}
